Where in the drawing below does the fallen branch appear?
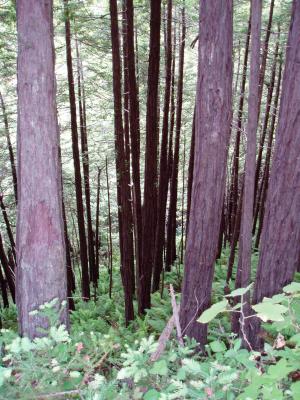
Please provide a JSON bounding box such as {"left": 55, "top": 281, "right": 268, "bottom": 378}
{"left": 170, "top": 284, "right": 184, "bottom": 346}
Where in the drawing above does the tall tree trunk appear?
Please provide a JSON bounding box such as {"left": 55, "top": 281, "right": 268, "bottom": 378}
{"left": 0, "top": 232, "right": 15, "bottom": 303}
{"left": 152, "top": 0, "right": 173, "bottom": 292}
{"left": 109, "top": 0, "right": 134, "bottom": 323}
{"left": 140, "top": 0, "right": 161, "bottom": 313}
{"left": 124, "top": 0, "right": 143, "bottom": 291}
{"left": 75, "top": 40, "right": 96, "bottom": 288}
{"left": 250, "top": 0, "right": 300, "bottom": 349}
{"left": 229, "top": 15, "right": 251, "bottom": 237}
{"left": 186, "top": 110, "right": 195, "bottom": 237}
{"left": 179, "top": 0, "right": 233, "bottom": 346}
{"left": 95, "top": 167, "right": 101, "bottom": 285}
{"left": 232, "top": 0, "right": 262, "bottom": 339}
{"left": 16, "top": 0, "right": 68, "bottom": 338}
{"left": 253, "top": 39, "right": 279, "bottom": 218}
{"left": 105, "top": 157, "right": 113, "bottom": 300}
{"left": 63, "top": 0, "right": 90, "bottom": 300}
{"left": 166, "top": 7, "right": 186, "bottom": 270}
{"left": 0, "top": 91, "right": 18, "bottom": 204}
{"left": 254, "top": 59, "right": 282, "bottom": 248}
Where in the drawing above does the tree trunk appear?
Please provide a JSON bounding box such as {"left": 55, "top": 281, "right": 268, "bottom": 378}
{"left": 95, "top": 167, "right": 101, "bottom": 285}
{"left": 0, "top": 195, "right": 16, "bottom": 263}
{"left": 179, "top": 0, "right": 233, "bottom": 347}
{"left": 0, "top": 91, "right": 18, "bottom": 204}
{"left": 109, "top": 0, "right": 134, "bottom": 323}
{"left": 166, "top": 7, "right": 186, "bottom": 270}
{"left": 232, "top": 0, "right": 261, "bottom": 339}
{"left": 16, "top": 0, "right": 68, "bottom": 338}
{"left": 152, "top": 0, "right": 173, "bottom": 293}
{"left": 75, "top": 40, "right": 96, "bottom": 288}
{"left": 250, "top": 0, "right": 300, "bottom": 350}
{"left": 63, "top": 0, "right": 90, "bottom": 300}
{"left": 124, "top": 0, "right": 143, "bottom": 291}
{"left": 0, "top": 231, "right": 15, "bottom": 303}
{"left": 140, "top": 0, "right": 161, "bottom": 312}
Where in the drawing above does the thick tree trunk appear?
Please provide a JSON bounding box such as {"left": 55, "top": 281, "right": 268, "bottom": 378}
{"left": 64, "top": 0, "right": 90, "bottom": 300}
{"left": 109, "top": 0, "right": 134, "bottom": 323}
{"left": 166, "top": 7, "right": 186, "bottom": 271}
{"left": 140, "top": 0, "right": 161, "bottom": 312}
{"left": 0, "top": 91, "right": 18, "bottom": 204}
{"left": 250, "top": 0, "right": 300, "bottom": 350}
{"left": 16, "top": 0, "right": 68, "bottom": 338}
{"left": 232, "top": 0, "right": 261, "bottom": 339}
{"left": 152, "top": 0, "right": 173, "bottom": 292}
{"left": 179, "top": 0, "right": 233, "bottom": 347}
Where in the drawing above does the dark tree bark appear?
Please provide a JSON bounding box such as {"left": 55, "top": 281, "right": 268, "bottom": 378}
{"left": 63, "top": 0, "right": 90, "bottom": 300}
{"left": 124, "top": 0, "right": 143, "bottom": 289}
{"left": 152, "top": 0, "right": 173, "bottom": 292}
{"left": 0, "top": 195, "right": 16, "bottom": 263}
{"left": 254, "top": 59, "right": 282, "bottom": 249}
{"left": 109, "top": 0, "right": 134, "bottom": 323}
{"left": 250, "top": 0, "right": 300, "bottom": 350}
{"left": 0, "top": 264, "right": 9, "bottom": 308}
{"left": 105, "top": 157, "right": 113, "bottom": 300}
{"left": 140, "top": 0, "right": 161, "bottom": 312}
{"left": 186, "top": 110, "right": 195, "bottom": 237}
{"left": 229, "top": 15, "right": 251, "bottom": 237}
{"left": 0, "top": 91, "right": 18, "bottom": 204}
{"left": 75, "top": 40, "right": 96, "bottom": 287}
{"left": 232, "top": 0, "right": 262, "bottom": 339}
{"left": 16, "top": 0, "right": 68, "bottom": 338}
{"left": 166, "top": 7, "right": 186, "bottom": 270}
{"left": 95, "top": 167, "right": 101, "bottom": 284}
{"left": 179, "top": 0, "right": 233, "bottom": 346}
{"left": 0, "top": 232, "right": 15, "bottom": 303}
{"left": 253, "top": 39, "right": 279, "bottom": 219}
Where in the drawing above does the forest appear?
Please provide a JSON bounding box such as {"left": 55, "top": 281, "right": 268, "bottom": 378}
{"left": 0, "top": 0, "right": 299, "bottom": 398}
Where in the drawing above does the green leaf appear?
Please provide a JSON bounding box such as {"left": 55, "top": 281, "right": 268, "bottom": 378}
{"left": 283, "top": 282, "right": 300, "bottom": 294}
{"left": 252, "top": 302, "right": 288, "bottom": 322}
{"left": 144, "top": 389, "right": 161, "bottom": 400}
{"left": 149, "top": 359, "right": 168, "bottom": 376}
{"left": 225, "top": 284, "right": 253, "bottom": 298}
{"left": 291, "top": 381, "right": 300, "bottom": 399}
{"left": 197, "top": 300, "right": 228, "bottom": 324}
{"left": 210, "top": 340, "right": 226, "bottom": 353}
{"left": 267, "top": 358, "right": 294, "bottom": 380}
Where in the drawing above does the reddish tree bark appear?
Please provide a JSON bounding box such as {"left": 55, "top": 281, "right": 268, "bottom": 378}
{"left": 109, "top": 0, "right": 134, "bottom": 323}
{"left": 140, "top": 0, "right": 161, "bottom": 312}
{"left": 179, "top": 0, "right": 233, "bottom": 346}
{"left": 250, "top": 0, "right": 300, "bottom": 349}
{"left": 64, "top": 0, "right": 90, "bottom": 300}
{"left": 166, "top": 7, "right": 186, "bottom": 270}
{"left": 124, "top": 0, "right": 143, "bottom": 290}
{"left": 232, "top": 0, "right": 262, "bottom": 339}
{"left": 152, "top": 0, "right": 173, "bottom": 292}
{"left": 16, "top": 0, "right": 68, "bottom": 338}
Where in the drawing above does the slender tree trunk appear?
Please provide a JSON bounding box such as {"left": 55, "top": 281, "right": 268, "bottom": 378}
{"left": 105, "top": 158, "right": 113, "bottom": 300}
{"left": 253, "top": 39, "right": 279, "bottom": 218}
{"left": 140, "top": 0, "right": 161, "bottom": 313}
{"left": 179, "top": 0, "right": 233, "bottom": 346}
{"left": 124, "top": 0, "right": 143, "bottom": 290}
{"left": 152, "top": 0, "right": 173, "bottom": 292}
{"left": 16, "top": 0, "right": 68, "bottom": 338}
{"left": 0, "top": 195, "right": 16, "bottom": 263}
{"left": 95, "top": 167, "right": 101, "bottom": 284}
{"left": 0, "top": 91, "right": 18, "bottom": 204}
{"left": 186, "top": 110, "right": 195, "bottom": 237}
{"left": 166, "top": 7, "right": 186, "bottom": 270}
{"left": 109, "top": 0, "right": 134, "bottom": 323}
{"left": 229, "top": 15, "right": 251, "bottom": 237}
{"left": 0, "top": 264, "right": 9, "bottom": 308}
{"left": 63, "top": 0, "right": 90, "bottom": 300}
{"left": 75, "top": 40, "right": 96, "bottom": 287}
{"left": 232, "top": 0, "right": 262, "bottom": 340}
{"left": 0, "top": 232, "right": 15, "bottom": 303}
{"left": 250, "top": 0, "right": 300, "bottom": 349}
{"left": 254, "top": 59, "right": 282, "bottom": 248}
